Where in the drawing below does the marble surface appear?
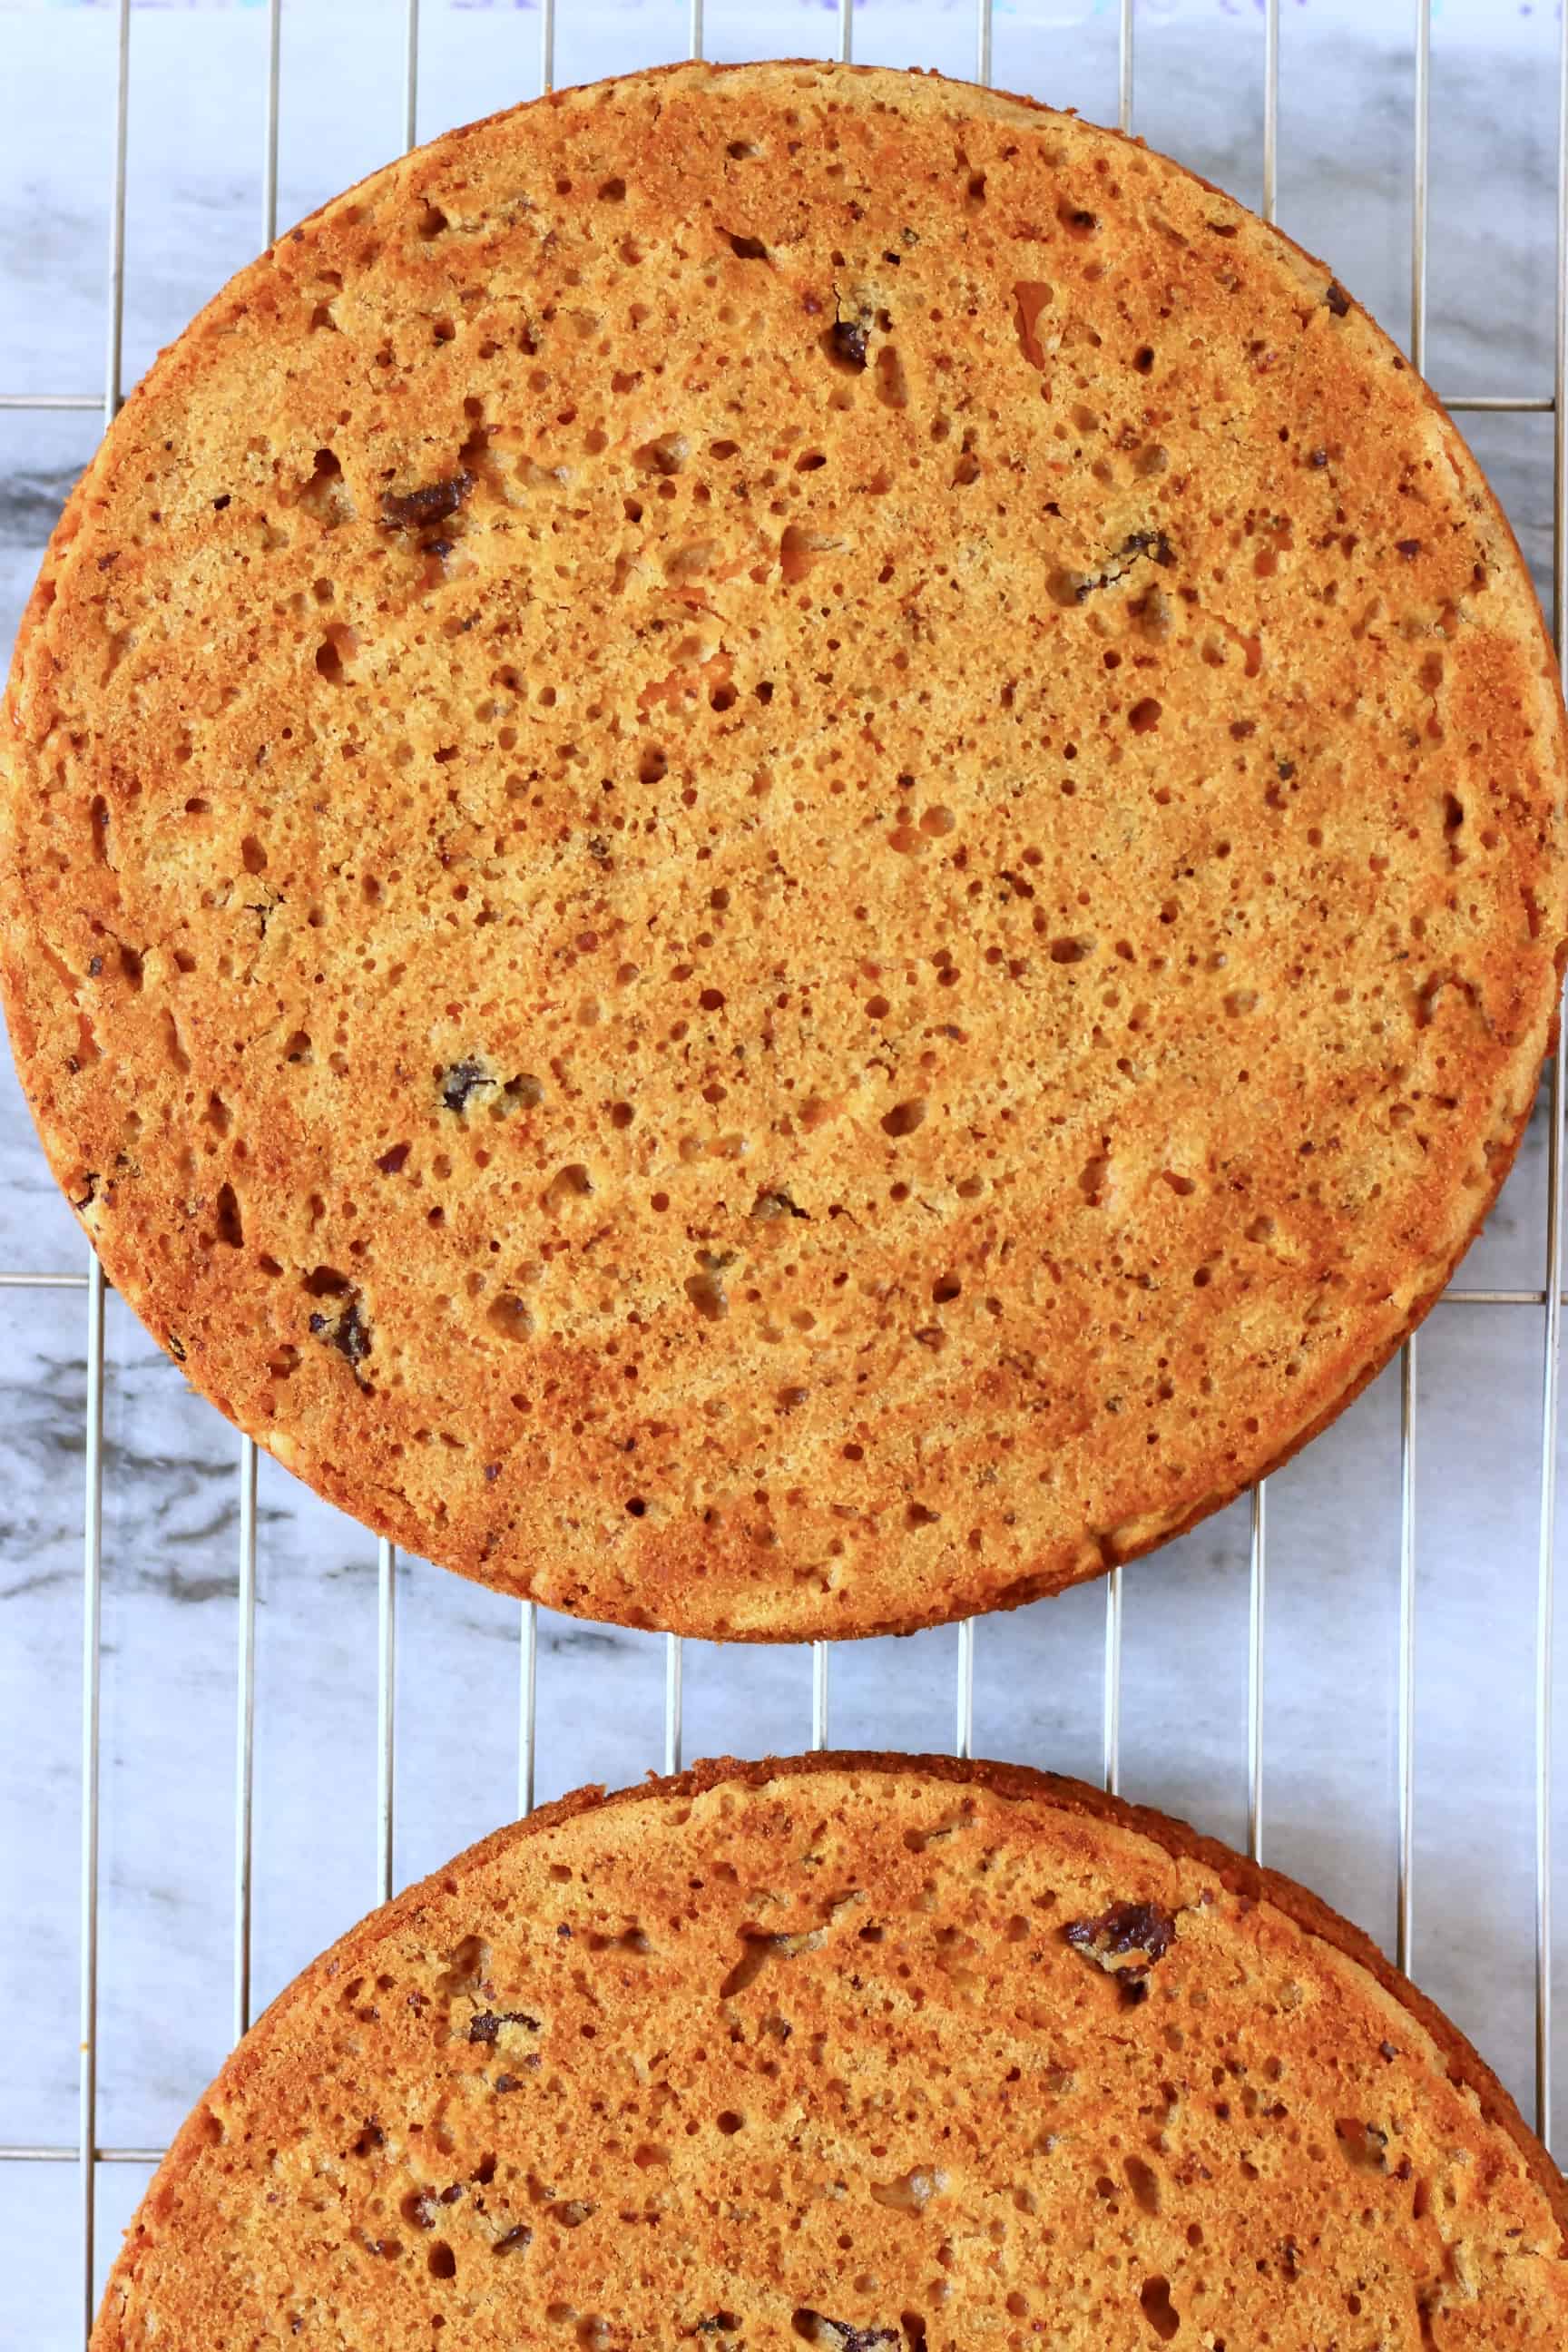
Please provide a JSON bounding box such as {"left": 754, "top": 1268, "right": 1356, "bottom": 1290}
{"left": 3, "top": 0, "right": 1568, "bottom": 2340}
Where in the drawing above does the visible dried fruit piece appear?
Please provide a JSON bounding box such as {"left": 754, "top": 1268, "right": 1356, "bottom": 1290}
{"left": 1064, "top": 530, "right": 1176, "bottom": 605}
{"left": 1064, "top": 1900, "right": 1178, "bottom": 1994}
{"left": 794, "top": 2317, "right": 900, "bottom": 2352}
{"left": 1324, "top": 280, "right": 1351, "bottom": 318}
{"left": 441, "top": 1059, "right": 495, "bottom": 1113}
{"left": 468, "top": 2008, "right": 541, "bottom": 2044}
{"left": 1335, "top": 2116, "right": 1390, "bottom": 2171}
{"left": 381, "top": 472, "right": 474, "bottom": 533}
{"left": 752, "top": 1186, "right": 810, "bottom": 1221}
{"left": 830, "top": 318, "right": 869, "bottom": 370}
{"left": 1120, "top": 528, "right": 1175, "bottom": 571}
{"left": 309, "top": 1293, "right": 372, "bottom": 1374}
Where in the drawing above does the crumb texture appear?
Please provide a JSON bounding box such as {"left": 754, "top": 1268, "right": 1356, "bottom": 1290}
{"left": 4, "top": 61, "right": 1565, "bottom": 1638}
{"left": 93, "top": 1757, "right": 1568, "bottom": 2349}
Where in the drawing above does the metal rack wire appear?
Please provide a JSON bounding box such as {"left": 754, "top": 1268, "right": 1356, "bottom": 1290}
{"left": 0, "top": 2, "right": 1564, "bottom": 2344}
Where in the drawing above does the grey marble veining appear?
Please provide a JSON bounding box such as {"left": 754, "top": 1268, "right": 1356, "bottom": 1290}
{"left": 3, "top": 2, "right": 1568, "bottom": 2341}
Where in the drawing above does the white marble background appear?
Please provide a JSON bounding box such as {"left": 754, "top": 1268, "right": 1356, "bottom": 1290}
{"left": 3, "top": 0, "right": 1568, "bottom": 2341}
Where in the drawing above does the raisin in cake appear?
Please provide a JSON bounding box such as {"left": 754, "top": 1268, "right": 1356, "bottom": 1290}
{"left": 93, "top": 1755, "right": 1568, "bottom": 2349}
{"left": 4, "top": 63, "right": 1564, "bottom": 1637}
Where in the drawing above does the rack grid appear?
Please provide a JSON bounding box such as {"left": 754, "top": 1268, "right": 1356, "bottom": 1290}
{"left": 1, "top": 2, "right": 1564, "bottom": 2344}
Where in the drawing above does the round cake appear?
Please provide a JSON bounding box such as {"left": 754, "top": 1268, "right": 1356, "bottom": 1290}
{"left": 4, "top": 64, "right": 1563, "bottom": 1639}
{"left": 94, "top": 1753, "right": 1566, "bottom": 2348}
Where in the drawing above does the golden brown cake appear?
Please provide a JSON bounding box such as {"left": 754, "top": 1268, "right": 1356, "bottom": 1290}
{"left": 94, "top": 1753, "right": 1567, "bottom": 2348}
{"left": 4, "top": 63, "right": 1564, "bottom": 1638}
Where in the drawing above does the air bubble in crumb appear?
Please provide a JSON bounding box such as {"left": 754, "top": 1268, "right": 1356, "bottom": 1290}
{"left": 486, "top": 1294, "right": 534, "bottom": 1344}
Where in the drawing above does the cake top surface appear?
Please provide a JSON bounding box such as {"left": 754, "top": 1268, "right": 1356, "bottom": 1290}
{"left": 94, "top": 1753, "right": 1568, "bottom": 2349}
{"left": 5, "top": 60, "right": 1563, "bottom": 1637}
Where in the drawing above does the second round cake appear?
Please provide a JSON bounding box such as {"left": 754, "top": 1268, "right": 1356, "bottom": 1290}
{"left": 4, "top": 62, "right": 1564, "bottom": 1635}
{"left": 94, "top": 1756, "right": 1568, "bottom": 2348}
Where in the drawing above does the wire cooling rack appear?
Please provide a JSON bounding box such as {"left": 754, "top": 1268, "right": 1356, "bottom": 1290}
{"left": 1, "top": 0, "right": 1565, "bottom": 2343}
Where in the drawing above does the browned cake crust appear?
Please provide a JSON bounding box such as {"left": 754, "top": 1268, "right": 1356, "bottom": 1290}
{"left": 5, "top": 63, "right": 1565, "bottom": 1639}
{"left": 94, "top": 1752, "right": 1567, "bottom": 2348}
